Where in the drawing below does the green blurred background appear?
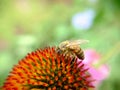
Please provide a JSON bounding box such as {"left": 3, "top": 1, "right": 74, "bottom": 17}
{"left": 0, "top": 0, "right": 120, "bottom": 90}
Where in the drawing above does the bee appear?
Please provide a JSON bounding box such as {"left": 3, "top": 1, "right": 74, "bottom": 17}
{"left": 57, "top": 40, "right": 89, "bottom": 60}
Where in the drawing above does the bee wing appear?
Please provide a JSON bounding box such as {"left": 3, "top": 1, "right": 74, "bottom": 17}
{"left": 66, "top": 40, "right": 89, "bottom": 46}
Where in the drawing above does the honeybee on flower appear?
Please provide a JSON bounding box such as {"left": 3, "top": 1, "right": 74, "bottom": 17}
{"left": 57, "top": 39, "right": 89, "bottom": 60}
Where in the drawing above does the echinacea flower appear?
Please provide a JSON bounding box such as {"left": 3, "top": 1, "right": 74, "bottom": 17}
{"left": 1, "top": 47, "right": 94, "bottom": 90}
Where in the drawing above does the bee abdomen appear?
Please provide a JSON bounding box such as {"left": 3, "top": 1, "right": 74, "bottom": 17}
{"left": 74, "top": 49, "right": 84, "bottom": 60}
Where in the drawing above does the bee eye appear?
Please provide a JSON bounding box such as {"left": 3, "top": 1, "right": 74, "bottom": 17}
{"left": 57, "top": 50, "right": 61, "bottom": 54}
{"left": 56, "top": 48, "right": 62, "bottom": 54}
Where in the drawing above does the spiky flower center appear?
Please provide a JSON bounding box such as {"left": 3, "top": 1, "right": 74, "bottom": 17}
{"left": 1, "top": 47, "right": 94, "bottom": 90}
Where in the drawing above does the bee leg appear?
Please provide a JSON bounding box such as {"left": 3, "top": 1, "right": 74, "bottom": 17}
{"left": 69, "top": 55, "right": 76, "bottom": 65}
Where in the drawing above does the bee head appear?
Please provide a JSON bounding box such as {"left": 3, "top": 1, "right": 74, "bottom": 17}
{"left": 59, "top": 41, "right": 69, "bottom": 51}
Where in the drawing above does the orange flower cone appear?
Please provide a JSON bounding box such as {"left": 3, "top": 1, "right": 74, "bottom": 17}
{"left": 1, "top": 47, "right": 94, "bottom": 90}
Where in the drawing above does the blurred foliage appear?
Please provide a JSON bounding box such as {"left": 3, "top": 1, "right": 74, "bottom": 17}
{"left": 0, "top": 0, "right": 120, "bottom": 90}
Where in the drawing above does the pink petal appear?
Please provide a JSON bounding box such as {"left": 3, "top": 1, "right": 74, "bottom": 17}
{"left": 83, "top": 49, "right": 100, "bottom": 65}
